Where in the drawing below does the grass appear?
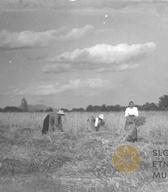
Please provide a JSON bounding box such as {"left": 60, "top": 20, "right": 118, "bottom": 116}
{"left": 0, "top": 111, "right": 168, "bottom": 192}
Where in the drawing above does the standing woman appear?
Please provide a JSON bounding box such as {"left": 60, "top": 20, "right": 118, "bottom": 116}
{"left": 124, "top": 101, "right": 139, "bottom": 142}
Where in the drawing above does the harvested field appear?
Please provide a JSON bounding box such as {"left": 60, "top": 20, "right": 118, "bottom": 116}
{"left": 0, "top": 112, "right": 167, "bottom": 192}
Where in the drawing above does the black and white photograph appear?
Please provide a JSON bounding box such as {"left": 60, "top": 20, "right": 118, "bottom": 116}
{"left": 0, "top": 0, "right": 168, "bottom": 191}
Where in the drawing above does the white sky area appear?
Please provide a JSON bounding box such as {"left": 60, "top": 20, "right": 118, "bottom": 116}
{"left": 0, "top": 0, "right": 168, "bottom": 108}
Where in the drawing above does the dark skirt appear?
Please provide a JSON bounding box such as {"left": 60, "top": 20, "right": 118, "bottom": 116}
{"left": 42, "top": 114, "right": 50, "bottom": 134}
{"left": 125, "top": 116, "right": 137, "bottom": 142}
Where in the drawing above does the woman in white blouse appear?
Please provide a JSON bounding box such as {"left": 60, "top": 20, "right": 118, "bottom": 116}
{"left": 125, "top": 101, "right": 139, "bottom": 117}
{"left": 124, "top": 101, "right": 139, "bottom": 142}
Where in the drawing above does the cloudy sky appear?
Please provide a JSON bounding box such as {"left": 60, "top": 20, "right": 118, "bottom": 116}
{"left": 0, "top": 0, "right": 168, "bottom": 108}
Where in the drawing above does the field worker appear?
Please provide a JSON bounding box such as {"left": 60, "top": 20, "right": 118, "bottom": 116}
{"left": 42, "top": 114, "right": 50, "bottom": 134}
{"left": 87, "top": 116, "right": 96, "bottom": 132}
{"left": 94, "top": 114, "right": 105, "bottom": 131}
{"left": 124, "top": 101, "right": 139, "bottom": 142}
{"left": 42, "top": 109, "right": 65, "bottom": 134}
{"left": 55, "top": 109, "right": 65, "bottom": 132}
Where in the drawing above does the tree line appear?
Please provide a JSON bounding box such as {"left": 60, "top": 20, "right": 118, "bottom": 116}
{"left": 0, "top": 98, "right": 54, "bottom": 113}
{"left": 1, "top": 95, "right": 168, "bottom": 112}
{"left": 0, "top": 106, "right": 54, "bottom": 113}
{"left": 71, "top": 95, "right": 168, "bottom": 112}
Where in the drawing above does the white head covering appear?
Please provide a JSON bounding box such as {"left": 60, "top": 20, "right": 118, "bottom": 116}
{"left": 57, "top": 109, "right": 65, "bottom": 115}
{"left": 98, "top": 114, "right": 104, "bottom": 120}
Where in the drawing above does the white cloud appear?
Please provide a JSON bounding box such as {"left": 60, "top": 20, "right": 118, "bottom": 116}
{"left": 117, "top": 63, "right": 139, "bottom": 71}
{"left": 60, "top": 25, "right": 94, "bottom": 41}
{"left": 0, "top": 25, "right": 94, "bottom": 49}
{"left": 44, "top": 42, "right": 156, "bottom": 73}
{"left": 18, "top": 78, "right": 110, "bottom": 95}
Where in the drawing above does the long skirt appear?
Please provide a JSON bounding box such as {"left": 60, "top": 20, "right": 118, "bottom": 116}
{"left": 42, "top": 114, "right": 50, "bottom": 134}
{"left": 124, "top": 117, "right": 137, "bottom": 142}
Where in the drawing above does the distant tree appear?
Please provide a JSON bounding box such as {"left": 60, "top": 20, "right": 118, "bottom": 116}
{"left": 20, "top": 98, "right": 28, "bottom": 112}
{"left": 112, "top": 105, "right": 122, "bottom": 111}
{"left": 45, "top": 107, "right": 53, "bottom": 112}
{"left": 159, "top": 95, "right": 168, "bottom": 110}
{"left": 86, "top": 104, "right": 123, "bottom": 112}
{"left": 92, "top": 105, "right": 101, "bottom": 111}
{"left": 150, "top": 103, "right": 158, "bottom": 110}
{"left": 101, "top": 104, "right": 106, "bottom": 111}
{"left": 3, "top": 106, "right": 22, "bottom": 112}
{"left": 61, "top": 108, "right": 69, "bottom": 112}
{"left": 141, "top": 102, "right": 157, "bottom": 111}
{"left": 86, "top": 105, "right": 93, "bottom": 112}
{"left": 0, "top": 108, "right": 3, "bottom": 112}
{"left": 71, "top": 108, "right": 85, "bottom": 112}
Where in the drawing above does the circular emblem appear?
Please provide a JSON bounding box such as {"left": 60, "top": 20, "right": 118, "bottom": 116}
{"left": 112, "top": 144, "right": 140, "bottom": 172}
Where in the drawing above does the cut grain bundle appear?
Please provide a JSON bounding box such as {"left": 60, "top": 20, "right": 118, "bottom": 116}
{"left": 135, "top": 116, "right": 146, "bottom": 127}
{"left": 29, "top": 154, "right": 72, "bottom": 173}
{"left": 125, "top": 116, "right": 146, "bottom": 128}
